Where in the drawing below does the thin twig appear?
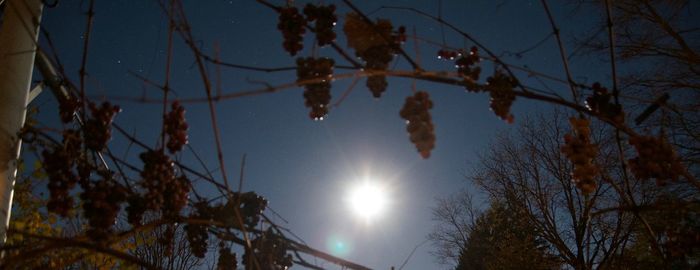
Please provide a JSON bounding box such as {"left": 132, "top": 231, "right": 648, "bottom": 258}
{"left": 540, "top": 0, "right": 579, "bottom": 103}
{"left": 78, "top": 0, "right": 96, "bottom": 120}
{"left": 603, "top": 0, "right": 619, "bottom": 104}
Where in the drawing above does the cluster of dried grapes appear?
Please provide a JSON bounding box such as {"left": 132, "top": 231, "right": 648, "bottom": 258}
{"left": 400, "top": 91, "right": 436, "bottom": 159}
{"left": 437, "top": 49, "right": 459, "bottom": 60}
{"left": 485, "top": 71, "right": 517, "bottom": 123}
{"left": 137, "top": 150, "right": 180, "bottom": 212}
{"left": 43, "top": 146, "right": 78, "bottom": 217}
{"left": 57, "top": 95, "right": 80, "bottom": 123}
{"left": 359, "top": 45, "right": 394, "bottom": 98}
{"left": 585, "top": 83, "right": 623, "bottom": 123}
{"left": 303, "top": 4, "right": 337, "bottom": 46}
{"left": 162, "top": 175, "right": 191, "bottom": 219}
{"left": 244, "top": 229, "right": 293, "bottom": 270}
{"left": 237, "top": 192, "right": 269, "bottom": 228}
{"left": 455, "top": 46, "right": 481, "bottom": 91}
{"left": 277, "top": 7, "right": 306, "bottom": 56}
{"left": 164, "top": 101, "right": 189, "bottom": 153}
{"left": 186, "top": 202, "right": 213, "bottom": 258}
{"left": 342, "top": 13, "right": 404, "bottom": 98}
{"left": 217, "top": 243, "right": 238, "bottom": 270}
{"left": 628, "top": 135, "right": 684, "bottom": 185}
{"left": 79, "top": 172, "right": 126, "bottom": 241}
{"left": 205, "top": 192, "right": 268, "bottom": 230}
{"left": 297, "top": 57, "right": 334, "bottom": 120}
{"left": 84, "top": 102, "right": 120, "bottom": 151}
{"left": 561, "top": 117, "right": 599, "bottom": 194}
{"left": 41, "top": 128, "right": 89, "bottom": 217}
{"left": 395, "top": 26, "right": 407, "bottom": 44}
{"left": 125, "top": 194, "right": 147, "bottom": 226}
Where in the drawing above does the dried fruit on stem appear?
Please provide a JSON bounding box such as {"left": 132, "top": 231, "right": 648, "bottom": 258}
{"left": 297, "top": 57, "right": 334, "bottom": 120}
{"left": 217, "top": 244, "right": 238, "bottom": 270}
{"left": 139, "top": 149, "right": 175, "bottom": 211}
{"left": 164, "top": 101, "right": 189, "bottom": 153}
{"left": 561, "top": 117, "right": 599, "bottom": 194}
{"left": 400, "top": 91, "right": 436, "bottom": 159}
{"left": 485, "top": 71, "right": 516, "bottom": 123}
{"left": 303, "top": 3, "right": 337, "bottom": 46}
{"left": 244, "top": 229, "right": 293, "bottom": 269}
{"left": 80, "top": 172, "right": 126, "bottom": 241}
{"left": 43, "top": 146, "right": 78, "bottom": 217}
{"left": 343, "top": 12, "right": 404, "bottom": 98}
{"left": 359, "top": 45, "right": 393, "bottom": 98}
{"left": 186, "top": 202, "right": 212, "bottom": 258}
{"left": 585, "top": 83, "right": 624, "bottom": 123}
{"left": 277, "top": 7, "right": 306, "bottom": 56}
{"left": 629, "top": 134, "right": 684, "bottom": 185}
{"left": 84, "top": 101, "right": 120, "bottom": 151}
{"left": 455, "top": 46, "right": 481, "bottom": 91}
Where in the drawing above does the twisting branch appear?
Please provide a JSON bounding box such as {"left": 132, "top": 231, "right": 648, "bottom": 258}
{"left": 378, "top": 5, "right": 529, "bottom": 93}
{"left": 540, "top": 0, "right": 579, "bottom": 103}
{"left": 4, "top": 229, "right": 158, "bottom": 270}
{"left": 78, "top": 0, "right": 95, "bottom": 119}
{"left": 166, "top": 1, "right": 262, "bottom": 268}
{"left": 604, "top": 0, "right": 619, "bottom": 103}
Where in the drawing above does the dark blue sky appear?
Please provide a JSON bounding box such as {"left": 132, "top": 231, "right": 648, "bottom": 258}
{"left": 34, "top": 0, "right": 603, "bottom": 269}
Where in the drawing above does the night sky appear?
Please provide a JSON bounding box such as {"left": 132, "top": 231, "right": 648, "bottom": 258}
{"left": 32, "top": 0, "right": 606, "bottom": 269}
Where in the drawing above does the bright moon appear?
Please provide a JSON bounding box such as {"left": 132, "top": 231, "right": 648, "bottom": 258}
{"left": 347, "top": 180, "right": 388, "bottom": 223}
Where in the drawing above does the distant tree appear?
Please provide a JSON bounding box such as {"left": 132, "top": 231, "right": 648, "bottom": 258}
{"left": 443, "top": 112, "right": 698, "bottom": 269}
{"left": 454, "top": 201, "right": 559, "bottom": 270}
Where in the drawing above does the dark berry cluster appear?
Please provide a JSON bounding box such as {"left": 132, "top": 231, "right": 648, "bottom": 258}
{"left": 237, "top": 192, "right": 268, "bottom": 228}
{"left": 561, "top": 117, "right": 599, "bottom": 194}
{"left": 139, "top": 150, "right": 175, "bottom": 211}
{"left": 164, "top": 101, "right": 189, "bottom": 154}
{"left": 358, "top": 45, "right": 394, "bottom": 98}
{"left": 209, "top": 192, "right": 268, "bottom": 230}
{"left": 585, "top": 82, "right": 623, "bottom": 123}
{"left": 80, "top": 172, "right": 126, "bottom": 241}
{"left": 400, "top": 91, "right": 436, "bottom": 159}
{"left": 58, "top": 95, "right": 80, "bottom": 123}
{"left": 303, "top": 4, "right": 336, "bottom": 46}
{"left": 628, "top": 135, "right": 684, "bottom": 185}
{"left": 297, "top": 57, "right": 334, "bottom": 120}
{"left": 485, "top": 71, "right": 517, "bottom": 123}
{"left": 437, "top": 49, "right": 459, "bottom": 60}
{"left": 455, "top": 46, "right": 481, "bottom": 91}
{"left": 84, "top": 102, "right": 120, "bottom": 151}
{"left": 43, "top": 146, "right": 78, "bottom": 217}
{"left": 126, "top": 194, "right": 147, "bottom": 227}
{"left": 244, "top": 229, "right": 292, "bottom": 270}
{"left": 186, "top": 202, "right": 212, "bottom": 258}
{"left": 395, "top": 26, "right": 407, "bottom": 44}
{"left": 277, "top": 7, "right": 306, "bottom": 56}
{"left": 217, "top": 244, "right": 238, "bottom": 270}
{"left": 162, "top": 175, "right": 190, "bottom": 219}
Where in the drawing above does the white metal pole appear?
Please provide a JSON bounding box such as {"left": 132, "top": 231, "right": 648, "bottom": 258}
{"left": 0, "top": 0, "right": 43, "bottom": 244}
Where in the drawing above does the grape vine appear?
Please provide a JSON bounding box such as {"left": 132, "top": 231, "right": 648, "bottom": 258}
{"left": 297, "top": 57, "right": 334, "bottom": 120}
{"left": 400, "top": 91, "right": 436, "bottom": 159}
